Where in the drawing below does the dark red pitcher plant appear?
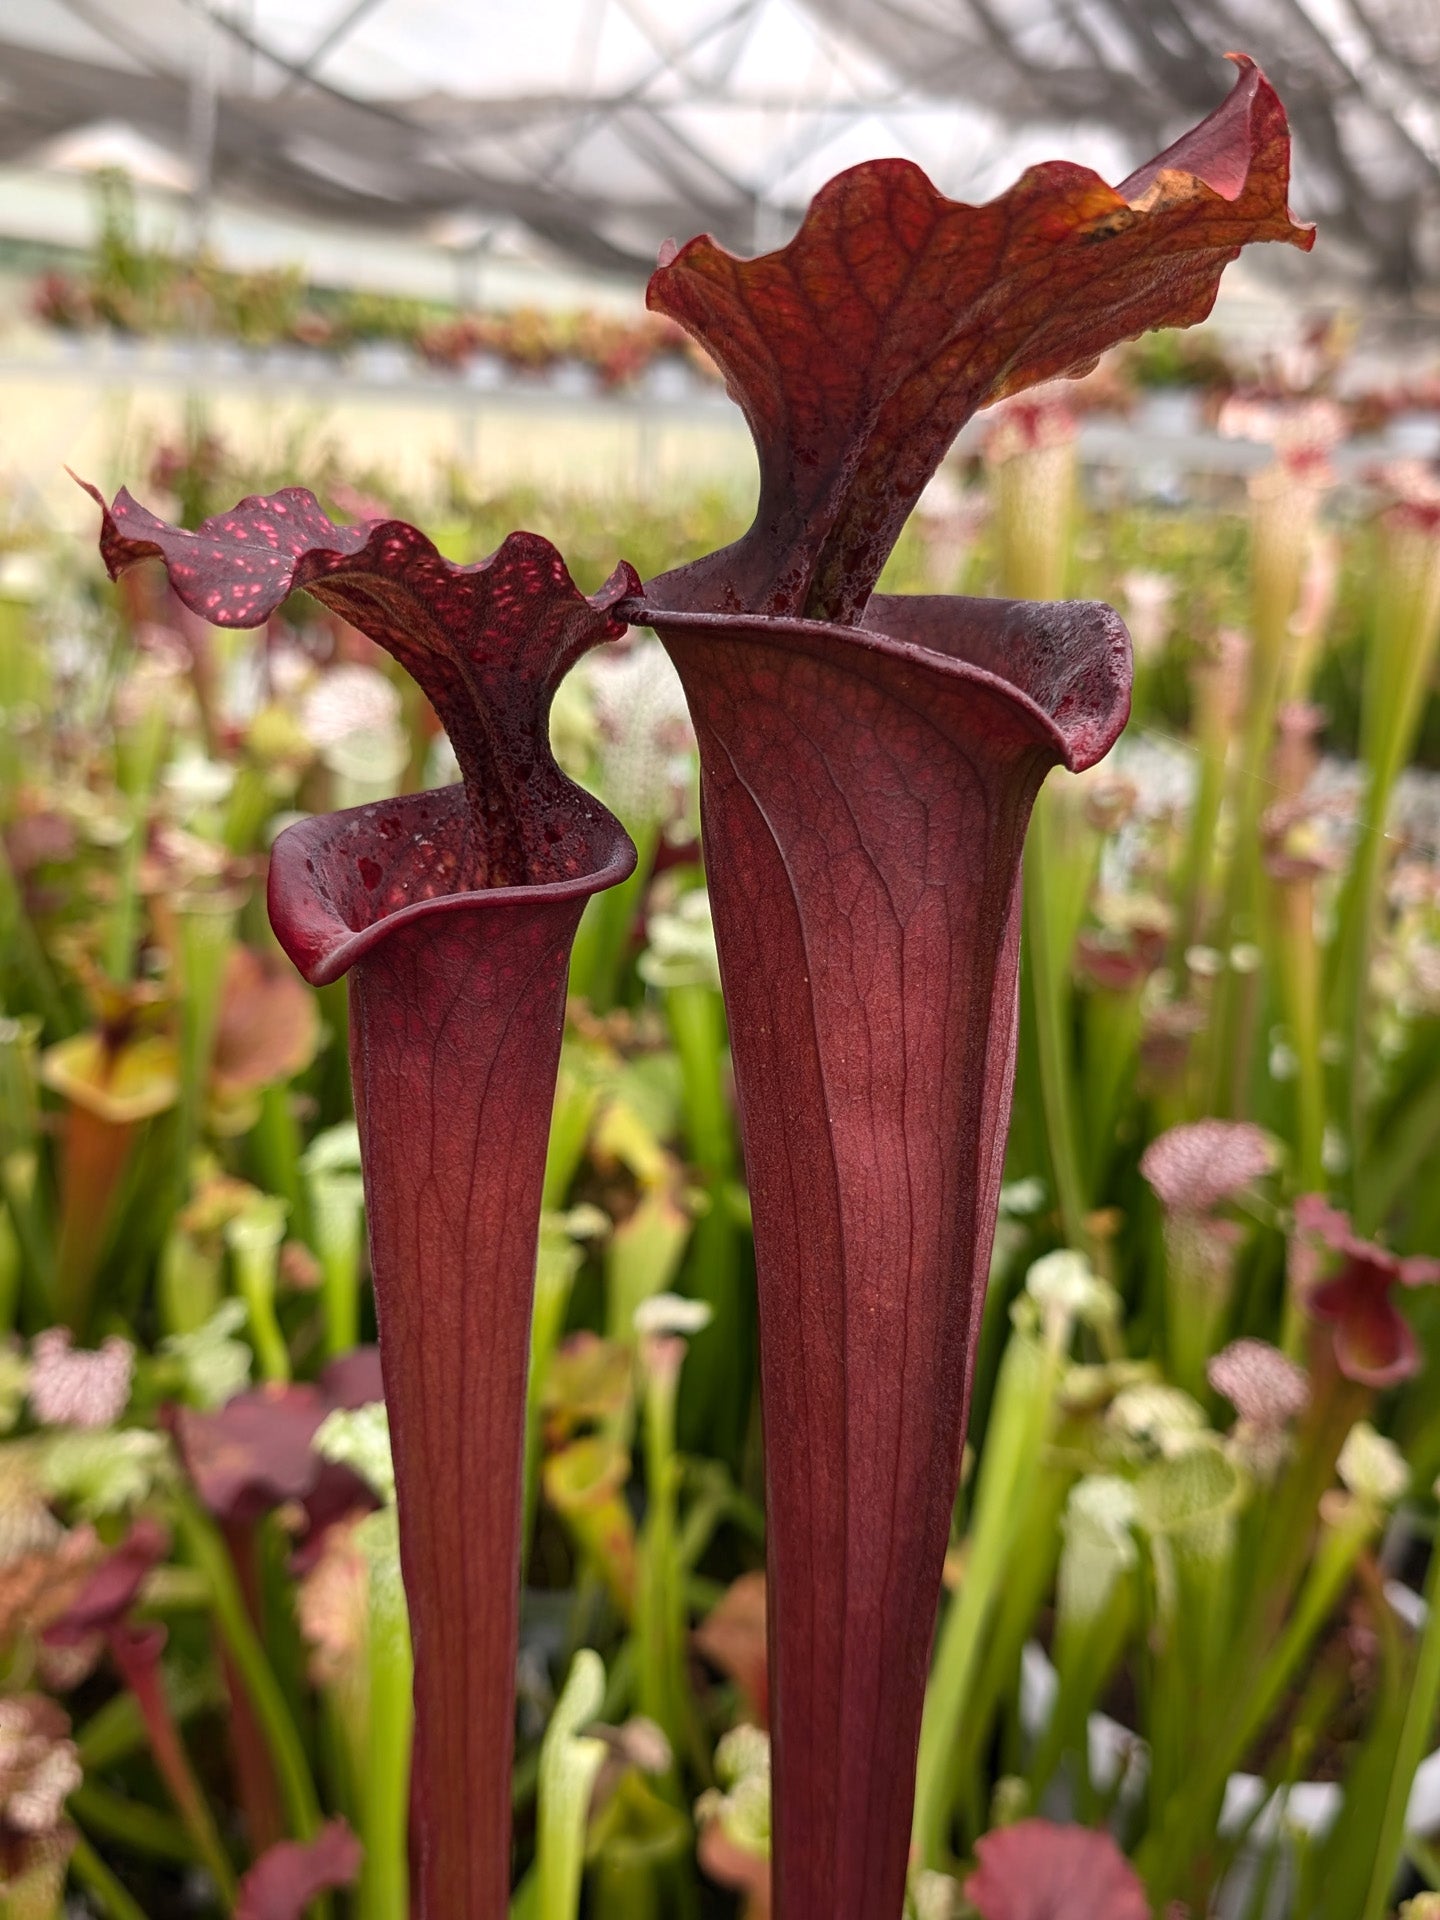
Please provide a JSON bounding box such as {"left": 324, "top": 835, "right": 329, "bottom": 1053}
{"left": 81, "top": 481, "right": 637, "bottom": 1918}
{"left": 77, "top": 50, "right": 1314, "bottom": 1920}
{"left": 618, "top": 54, "right": 1312, "bottom": 1920}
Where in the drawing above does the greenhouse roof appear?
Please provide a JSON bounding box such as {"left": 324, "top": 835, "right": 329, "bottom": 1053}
{"left": 0, "top": 0, "right": 1436, "bottom": 288}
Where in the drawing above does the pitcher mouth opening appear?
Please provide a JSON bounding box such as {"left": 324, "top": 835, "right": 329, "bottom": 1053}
{"left": 629, "top": 590, "right": 1132, "bottom": 776}
{"left": 268, "top": 784, "right": 637, "bottom": 988}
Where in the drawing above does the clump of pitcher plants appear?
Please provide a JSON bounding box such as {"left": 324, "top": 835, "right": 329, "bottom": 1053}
{"left": 79, "top": 52, "right": 1313, "bottom": 1920}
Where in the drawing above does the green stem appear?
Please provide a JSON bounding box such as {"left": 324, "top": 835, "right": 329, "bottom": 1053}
{"left": 664, "top": 980, "right": 749, "bottom": 1459}
{"left": 239, "top": 1272, "right": 290, "bottom": 1382}
{"left": 1357, "top": 1038, "right": 1440, "bottom": 1233}
{"left": 1029, "top": 1577, "right": 1132, "bottom": 1805}
{"left": 543, "top": 1063, "right": 602, "bottom": 1210}
{"left": 1205, "top": 644, "right": 1288, "bottom": 1121}
{"left": 536, "top": 1651, "right": 609, "bottom": 1920}
{"left": 67, "top": 1783, "right": 191, "bottom": 1863}
{"left": 103, "top": 809, "right": 147, "bottom": 985}
{"left": 1, "top": 1149, "right": 52, "bottom": 1318}
{"left": 69, "top": 1832, "right": 151, "bottom": 1920}
{"left": 175, "top": 892, "right": 237, "bottom": 1180}
{"left": 1139, "top": 1501, "right": 1372, "bottom": 1899}
{"left": 0, "top": 1197, "right": 20, "bottom": 1335}
{"left": 360, "top": 1532, "right": 413, "bottom": 1920}
{"left": 158, "top": 1221, "right": 222, "bottom": 1337}
{"left": 1336, "top": 818, "right": 1388, "bottom": 1173}
{"left": 524, "top": 1222, "right": 584, "bottom": 1558}
{"left": 252, "top": 1083, "right": 307, "bottom": 1232}
{"left": 176, "top": 1496, "right": 322, "bottom": 1843}
{"left": 224, "top": 764, "right": 277, "bottom": 854}
{"left": 1407, "top": 1832, "right": 1440, "bottom": 1890}
{"left": 664, "top": 983, "right": 731, "bottom": 1177}
{"left": 0, "top": 841, "right": 68, "bottom": 1030}
{"left": 227, "top": 1201, "right": 291, "bottom": 1383}
{"left": 1273, "top": 873, "right": 1326, "bottom": 1191}
{"left": 1164, "top": 1229, "right": 1235, "bottom": 1404}
{"left": 1360, "top": 1530, "right": 1440, "bottom": 1919}
{"left": 592, "top": 1856, "right": 661, "bottom": 1920}
{"left": 1243, "top": 1357, "right": 1369, "bottom": 1645}
{"left": 1079, "top": 986, "right": 1143, "bottom": 1200}
{"left": 1022, "top": 802, "right": 1089, "bottom": 1256}
{"left": 309, "top": 1171, "right": 365, "bottom": 1360}
{"left": 1176, "top": 718, "right": 1229, "bottom": 957}
{"left": 568, "top": 817, "right": 659, "bottom": 1012}
{"left": 1331, "top": 513, "right": 1440, "bottom": 1171}
{"left": 635, "top": 1348, "right": 696, "bottom": 1773}
{"left": 912, "top": 1329, "right": 1061, "bottom": 1864}
{"left": 106, "top": 698, "right": 169, "bottom": 983}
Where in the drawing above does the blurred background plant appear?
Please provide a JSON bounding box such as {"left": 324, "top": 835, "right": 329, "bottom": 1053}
{"left": 2, "top": 316, "right": 1440, "bottom": 1918}
{"left": 27, "top": 172, "right": 715, "bottom": 397}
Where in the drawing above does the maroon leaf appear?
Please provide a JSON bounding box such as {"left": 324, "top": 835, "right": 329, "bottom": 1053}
{"left": 266, "top": 782, "right": 632, "bottom": 1920}
{"left": 337, "top": 864, "right": 623, "bottom": 1916}
{"left": 169, "top": 1370, "right": 381, "bottom": 1530}
{"left": 964, "top": 1819, "right": 1150, "bottom": 1920}
{"left": 644, "top": 56, "right": 1311, "bottom": 623}
{"left": 318, "top": 1345, "right": 385, "bottom": 1411}
{"left": 1315, "top": 1278, "right": 1419, "bottom": 1390}
{"left": 615, "top": 63, "right": 1312, "bottom": 1920}
{"left": 645, "top": 592, "right": 1127, "bottom": 1917}
{"left": 80, "top": 478, "right": 638, "bottom": 889}
{"left": 90, "top": 480, "right": 640, "bottom": 1919}
{"left": 170, "top": 1385, "right": 332, "bottom": 1526}
{"left": 1295, "top": 1194, "right": 1440, "bottom": 1388}
{"left": 42, "top": 1518, "right": 168, "bottom": 1641}
{"left": 235, "top": 1820, "right": 362, "bottom": 1920}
